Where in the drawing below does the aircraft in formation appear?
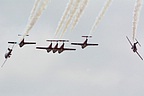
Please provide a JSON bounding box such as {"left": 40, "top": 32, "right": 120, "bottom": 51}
{"left": 4, "top": 35, "right": 97, "bottom": 60}
{"left": 8, "top": 38, "right": 36, "bottom": 48}
{"left": 126, "top": 36, "right": 143, "bottom": 60}
{"left": 36, "top": 40, "right": 76, "bottom": 54}
{"left": 5, "top": 48, "right": 12, "bottom": 59}
{"left": 2, "top": 35, "right": 144, "bottom": 67}
{"left": 1, "top": 45, "right": 14, "bottom": 67}
{"left": 71, "top": 36, "right": 98, "bottom": 49}
{"left": 8, "top": 35, "right": 36, "bottom": 48}
{"left": 1, "top": 35, "right": 36, "bottom": 67}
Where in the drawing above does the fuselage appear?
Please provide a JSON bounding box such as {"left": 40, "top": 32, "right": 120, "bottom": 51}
{"left": 53, "top": 43, "right": 58, "bottom": 53}
{"left": 5, "top": 49, "right": 12, "bottom": 59}
{"left": 47, "top": 43, "right": 52, "bottom": 53}
{"left": 81, "top": 39, "right": 88, "bottom": 49}
{"left": 132, "top": 42, "right": 138, "bottom": 52}
{"left": 19, "top": 39, "right": 25, "bottom": 47}
{"left": 58, "top": 43, "right": 64, "bottom": 54}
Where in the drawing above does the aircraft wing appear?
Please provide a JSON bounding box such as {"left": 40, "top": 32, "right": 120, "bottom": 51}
{"left": 63, "top": 48, "right": 76, "bottom": 51}
{"left": 126, "top": 36, "right": 133, "bottom": 47}
{"left": 71, "top": 43, "right": 83, "bottom": 45}
{"left": 136, "top": 51, "right": 143, "bottom": 60}
{"left": 36, "top": 47, "right": 51, "bottom": 49}
{"left": 87, "top": 44, "right": 98, "bottom": 46}
{"left": 25, "top": 42, "right": 36, "bottom": 44}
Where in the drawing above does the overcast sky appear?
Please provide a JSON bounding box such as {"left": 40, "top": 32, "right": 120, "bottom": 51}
{"left": 0, "top": 0, "right": 144, "bottom": 96}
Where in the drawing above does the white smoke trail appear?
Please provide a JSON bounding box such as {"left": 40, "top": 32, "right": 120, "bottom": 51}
{"left": 29, "top": 0, "right": 41, "bottom": 20}
{"left": 89, "top": 0, "right": 112, "bottom": 35}
{"left": 55, "top": 0, "right": 74, "bottom": 38}
{"left": 60, "top": 0, "right": 81, "bottom": 38}
{"left": 21, "top": 0, "right": 41, "bottom": 40}
{"left": 22, "top": 0, "right": 49, "bottom": 39}
{"left": 132, "top": 0, "right": 143, "bottom": 42}
{"left": 71, "top": 0, "right": 89, "bottom": 30}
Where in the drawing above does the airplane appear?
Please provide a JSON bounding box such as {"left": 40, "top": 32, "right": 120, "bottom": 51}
{"left": 1, "top": 45, "right": 14, "bottom": 67}
{"left": 71, "top": 36, "right": 98, "bottom": 49}
{"left": 8, "top": 38, "right": 36, "bottom": 48}
{"left": 5, "top": 48, "right": 12, "bottom": 59}
{"left": 126, "top": 36, "right": 143, "bottom": 60}
{"left": 36, "top": 40, "right": 76, "bottom": 54}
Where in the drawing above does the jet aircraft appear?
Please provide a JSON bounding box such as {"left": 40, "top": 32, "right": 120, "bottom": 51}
{"left": 1, "top": 45, "right": 14, "bottom": 67}
{"left": 71, "top": 36, "right": 98, "bottom": 49}
{"left": 8, "top": 38, "right": 36, "bottom": 48}
{"left": 5, "top": 48, "right": 12, "bottom": 59}
{"left": 126, "top": 36, "right": 143, "bottom": 60}
{"left": 36, "top": 40, "right": 76, "bottom": 54}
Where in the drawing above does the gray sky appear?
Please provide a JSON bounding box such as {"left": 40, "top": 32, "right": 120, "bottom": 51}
{"left": 0, "top": 0, "right": 144, "bottom": 96}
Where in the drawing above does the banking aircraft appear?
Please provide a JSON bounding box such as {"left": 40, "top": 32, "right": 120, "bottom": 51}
{"left": 4, "top": 48, "right": 12, "bottom": 59}
{"left": 126, "top": 36, "right": 143, "bottom": 60}
{"left": 1, "top": 45, "right": 14, "bottom": 67}
{"left": 71, "top": 36, "right": 98, "bottom": 49}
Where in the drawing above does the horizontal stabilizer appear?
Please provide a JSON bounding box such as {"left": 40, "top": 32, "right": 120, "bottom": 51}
{"left": 18, "top": 34, "right": 29, "bottom": 36}
{"left": 58, "top": 40, "right": 69, "bottom": 42}
{"left": 82, "top": 36, "right": 92, "bottom": 38}
{"left": 47, "top": 40, "right": 69, "bottom": 42}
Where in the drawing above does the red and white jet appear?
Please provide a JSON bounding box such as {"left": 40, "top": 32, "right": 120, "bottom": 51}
{"left": 8, "top": 35, "right": 36, "bottom": 48}
{"left": 126, "top": 36, "right": 143, "bottom": 60}
{"left": 71, "top": 36, "right": 98, "bottom": 49}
